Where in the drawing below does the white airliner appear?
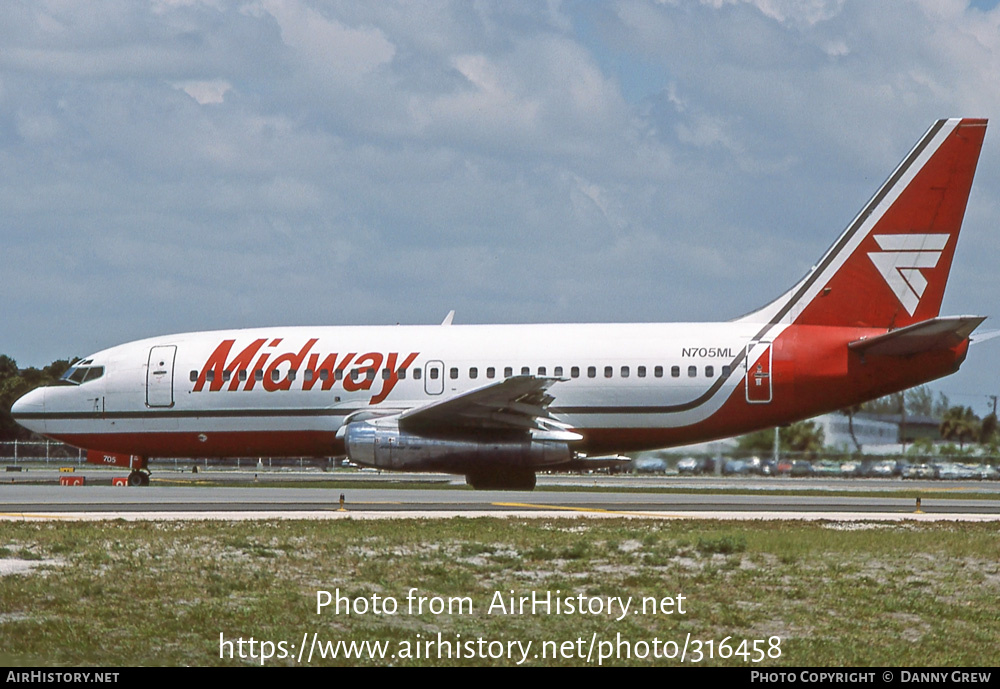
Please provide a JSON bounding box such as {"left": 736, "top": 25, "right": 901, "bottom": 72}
{"left": 12, "top": 118, "right": 988, "bottom": 489}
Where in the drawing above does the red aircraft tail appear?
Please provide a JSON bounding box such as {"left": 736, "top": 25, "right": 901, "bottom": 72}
{"left": 744, "top": 118, "right": 986, "bottom": 329}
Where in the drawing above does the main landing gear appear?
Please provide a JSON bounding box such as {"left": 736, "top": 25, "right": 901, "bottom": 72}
{"left": 465, "top": 467, "right": 537, "bottom": 491}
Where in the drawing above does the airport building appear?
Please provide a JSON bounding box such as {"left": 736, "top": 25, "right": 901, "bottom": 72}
{"left": 815, "top": 412, "right": 942, "bottom": 454}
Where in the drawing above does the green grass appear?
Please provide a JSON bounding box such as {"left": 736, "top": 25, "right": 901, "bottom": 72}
{"left": 1, "top": 519, "right": 998, "bottom": 666}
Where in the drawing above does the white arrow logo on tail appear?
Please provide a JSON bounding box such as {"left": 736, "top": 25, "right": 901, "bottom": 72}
{"left": 867, "top": 234, "right": 949, "bottom": 315}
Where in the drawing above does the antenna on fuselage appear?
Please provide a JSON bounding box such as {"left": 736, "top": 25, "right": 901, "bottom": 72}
{"left": 441, "top": 310, "right": 455, "bottom": 326}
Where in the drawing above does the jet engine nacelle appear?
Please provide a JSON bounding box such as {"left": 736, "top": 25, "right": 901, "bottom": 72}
{"left": 343, "top": 419, "right": 571, "bottom": 476}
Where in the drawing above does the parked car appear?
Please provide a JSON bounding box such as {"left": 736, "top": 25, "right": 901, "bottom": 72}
{"left": 840, "top": 461, "right": 862, "bottom": 477}
{"left": 722, "top": 458, "right": 751, "bottom": 475}
{"left": 868, "top": 460, "right": 896, "bottom": 478}
{"left": 745, "top": 456, "right": 776, "bottom": 476}
{"left": 812, "top": 460, "right": 843, "bottom": 477}
{"left": 634, "top": 456, "right": 668, "bottom": 474}
{"left": 905, "top": 463, "right": 937, "bottom": 479}
{"left": 952, "top": 463, "right": 981, "bottom": 480}
{"left": 935, "top": 463, "right": 963, "bottom": 480}
{"left": 979, "top": 464, "right": 1000, "bottom": 481}
{"left": 677, "top": 457, "right": 706, "bottom": 475}
{"left": 790, "top": 460, "right": 814, "bottom": 477}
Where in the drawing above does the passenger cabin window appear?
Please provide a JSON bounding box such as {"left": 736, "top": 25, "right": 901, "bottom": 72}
{"left": 554, "top": 366, "right": 563, "bottom": 377}
{"left": 705, "top": 366, "right": 714, "bottom": 377}
{"left": 413, "top": 368, "right": 422, "bottom": 380}
{"left": 538, "top": 366, "right": 546, "bottom": 376}
{"left": 255, "top": 370, "right": 264, "bottom": 381}
{"left": 604, "top": 366, "right": 613, "bottom": 378}
{"left": 429, "top": 368, "right": 439, "bottom": 380}
{"left": 190, "top": 370, "right": 197, "bottom": 382}
{"left": 621, "top": 366, "right": 629, "bottom": 378}
{"left": 638, "top": 366, "right": 646, "bottom": 378}
{"left": 571, "top": 366, "right": 580, "bottom": 378}
{"left": 382, "top": 368, "right": 391, "bottom": 380}
{"left": 671, "top": 366, "right": 680, "bottom": 378}
{"left": 587, "top": 366, "right": 596, "bottom": 378}
{"left": 486, "top": 367, "right": 495, "bottom": 379}
{"left": 688, "top": 366, "right": 697, "bottom": 378}
{"left": 449, "top": 367, "right": 458, "bottom": 379}
{"left": 521, "top": 366, "right": 530, "bottom": 375}
{"left": 654, "top": 366, "right": 663, "bottom": 378}
{"left": 722, "top": 365, "right": 731, "bottom": 377}
{"left": 469, "top": 367, "right": 478, "bottom": 379}
{"left": 398, "top": 369, "right": 407, "bottom": 380}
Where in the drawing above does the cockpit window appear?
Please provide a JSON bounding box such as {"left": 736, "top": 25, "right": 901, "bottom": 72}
{"left": 61, "top": 365, "right": 105, "bottom": 385}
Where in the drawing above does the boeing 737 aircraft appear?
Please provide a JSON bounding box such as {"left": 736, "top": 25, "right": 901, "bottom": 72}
{"left": 11, "top": 118, "right": 988, "bottom": 489}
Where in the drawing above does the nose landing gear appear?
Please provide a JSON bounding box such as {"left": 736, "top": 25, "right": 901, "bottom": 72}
{"left": 126, "top": 470, "right": 150, "bottom": 486}
{"left": 126, "top": 455, "right": 150, "bottom": 486}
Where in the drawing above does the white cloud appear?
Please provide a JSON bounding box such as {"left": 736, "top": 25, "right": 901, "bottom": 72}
{"left": 172, "top": 79, "right": 232, "bottom": 104}
{"left": 251, "top": 0, "right": 395, "bottom": 81}
{"left": 0, "top": 0, "right": 997, "bottom": 395}
{"left": 741, "top": 0, "right": 844, "bottom": 26}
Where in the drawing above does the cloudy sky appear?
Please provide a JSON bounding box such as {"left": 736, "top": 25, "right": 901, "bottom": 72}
{"left": 2, "top": 0, "right": 999, "bottom": 412}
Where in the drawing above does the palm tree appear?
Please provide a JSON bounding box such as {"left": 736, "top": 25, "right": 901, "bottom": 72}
{"left": 939, "top": 406, "right": 980, "bottom": 450}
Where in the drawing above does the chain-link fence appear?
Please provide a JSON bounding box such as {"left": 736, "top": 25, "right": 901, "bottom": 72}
{"left": 0, "top": 440, "right": 84, "bottom": 464}
{"left": 0, "top": 441, "right": 339, "bottom": 470}
{"left": 2, "top": 440, "right": 996, "bottom": 478}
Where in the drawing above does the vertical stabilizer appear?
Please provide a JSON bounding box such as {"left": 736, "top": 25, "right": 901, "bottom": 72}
{"left": 742, "top": 118, "right": 986, "bottom": 329}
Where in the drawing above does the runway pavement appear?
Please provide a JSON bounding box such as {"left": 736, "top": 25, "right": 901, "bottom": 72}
{"left": 2, "top": 468, "right": 999, "bottom": 521}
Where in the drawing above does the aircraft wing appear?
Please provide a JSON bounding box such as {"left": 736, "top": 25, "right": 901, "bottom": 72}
{"left": 397, "top": 375, "right": 581, "bottom": 441}
{"left": 848, "top": 315, "right": 985, "bottom": 357}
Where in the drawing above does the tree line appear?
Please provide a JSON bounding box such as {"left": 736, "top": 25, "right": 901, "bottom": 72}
{"left": 0, "top": 355, "right": 77, "bottom": 441}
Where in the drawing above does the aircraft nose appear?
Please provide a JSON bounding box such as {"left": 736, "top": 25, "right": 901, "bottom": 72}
{"left": 11, "top": 387, "right": 45, "bottom": 425}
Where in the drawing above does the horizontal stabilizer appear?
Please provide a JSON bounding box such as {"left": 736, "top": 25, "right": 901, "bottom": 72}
{"left": 848, "top": 315, "right": 985, "bottom": 357}
{"left": 970, "top": 329, "right": 1000, "bottom": 345}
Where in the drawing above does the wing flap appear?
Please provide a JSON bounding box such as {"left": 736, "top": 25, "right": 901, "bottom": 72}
{"left": 848, "top": 315, "right": 985, "bottom": 357}
{"left": 397, "top": 375, "right": 581, "bottom": 440}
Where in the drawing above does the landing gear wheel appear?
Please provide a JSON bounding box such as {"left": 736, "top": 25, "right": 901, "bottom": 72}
{"left": 127, "top": 470, "right": 150, "bottom": 487}
{"left": 466, "top": 468, "right": 536, "bottom": 491}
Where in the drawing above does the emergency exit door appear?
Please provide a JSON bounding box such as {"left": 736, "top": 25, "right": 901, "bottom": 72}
{"left": 424, "top": 360, "right": 445, "bottom": 395}
{"left": 745, "top": 341, "right": 772, "bottom": 404}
